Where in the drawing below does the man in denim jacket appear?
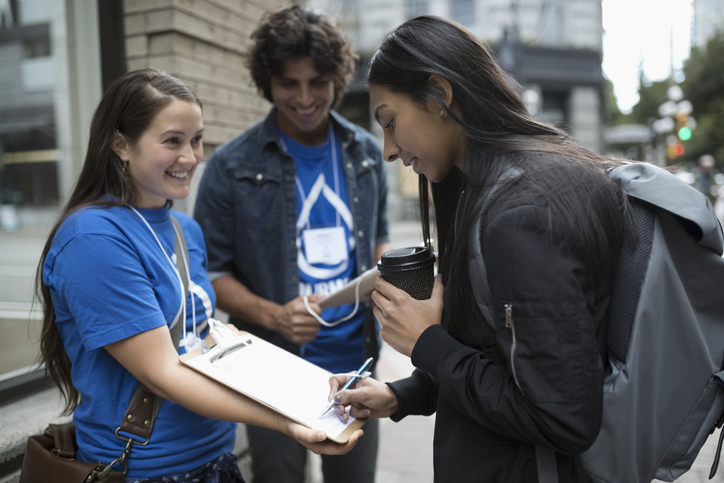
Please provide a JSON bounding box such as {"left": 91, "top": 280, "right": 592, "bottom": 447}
{"left": 194, "top": 6, "right": 390, "bottom": 483}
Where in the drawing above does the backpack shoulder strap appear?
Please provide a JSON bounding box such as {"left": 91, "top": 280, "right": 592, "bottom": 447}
{"left": 467, "top": 167, "right": 560, "bottom": 483}
{"left": 468, "top": 166, "right": 524, "bottom": 330}
{"left": 609, "top": 162, "right": 723, "bottom": 254}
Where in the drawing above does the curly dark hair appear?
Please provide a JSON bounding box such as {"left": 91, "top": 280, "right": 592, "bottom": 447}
{"left": 246, "top": 5, "right": 358, "bottom": 109}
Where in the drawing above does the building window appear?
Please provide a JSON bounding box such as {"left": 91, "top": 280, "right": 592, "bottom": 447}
{"left": 404, "top": 0, "right": 429, "bottom": 19}
{"left": 450, "top": 0, "right": 475, "bottom": 27}
{"left": 0, "top": 0, "right": 58, "bottom": 396}
{"left": 23, "top": 37, "right": 50, "bottom": 58}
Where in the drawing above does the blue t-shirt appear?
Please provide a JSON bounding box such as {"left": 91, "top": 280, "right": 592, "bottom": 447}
{"left": 43, "top": 204, "right": 234, "bottom": 478}
{"left": 281, "top": 129, "right": 365, "bottom": 374}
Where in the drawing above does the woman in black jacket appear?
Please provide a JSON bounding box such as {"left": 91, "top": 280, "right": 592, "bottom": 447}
{"left": 329, "top": 16, "right": 631, "bottom": 482}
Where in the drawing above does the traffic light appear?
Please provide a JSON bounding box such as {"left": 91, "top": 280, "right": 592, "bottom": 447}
{"left": 678, "top": 126, "right": 692, "bottom": 141}
{"left": 666, "top": 134, "right": 685, "bottom": 160}
{"left": 656, "top": 88, "right": 695, "bottom": 164}
{"left": 675, "top": 101, "right": 696, "bottom": 143}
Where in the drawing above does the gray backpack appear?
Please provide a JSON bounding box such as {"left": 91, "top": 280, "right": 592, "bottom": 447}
{"left": 469, "top": 162, "right": 724, "bottom": 483}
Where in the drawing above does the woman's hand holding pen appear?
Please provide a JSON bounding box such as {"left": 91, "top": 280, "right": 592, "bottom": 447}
{"left": 371, "top": 275, "right": 445, "bottom": 357}
{"left": 327, "top": 375, "right": 399, "bottom": 422}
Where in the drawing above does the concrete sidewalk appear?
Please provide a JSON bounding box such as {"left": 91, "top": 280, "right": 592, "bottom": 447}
{"left": 375, "top": 342, "right": 435, "bottom": 483}
{"left": 375, "top": 221, "right": 435, "bottom": 481}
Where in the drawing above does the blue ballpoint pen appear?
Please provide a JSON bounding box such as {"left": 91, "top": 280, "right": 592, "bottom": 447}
{"left": 319, "top": 357, "right": 374, "bottom": 418}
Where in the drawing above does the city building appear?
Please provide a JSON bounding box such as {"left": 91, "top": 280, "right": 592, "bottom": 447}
{"left": 0, "top": 0, "right": 288, "bottom": 383}
{"left": 312, "top": 0, "right": 606, "bottom": 150}
{"left": 692, "top": 0, "right": 724, "bottom": 49}
{"left": 309, "top": 0, "right": 606, "bottom": 217}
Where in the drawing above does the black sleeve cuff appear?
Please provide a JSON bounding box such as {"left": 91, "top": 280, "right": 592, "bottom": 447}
{"left": 411, "top": 324, "right": 472, "bottom": 380}
{"left": 386, "top": 369, "right": 438, "bottom": 422}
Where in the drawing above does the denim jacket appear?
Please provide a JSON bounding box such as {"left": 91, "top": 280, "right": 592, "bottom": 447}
{"left": 194, "top": 109, "right": 390, "bottom": 358}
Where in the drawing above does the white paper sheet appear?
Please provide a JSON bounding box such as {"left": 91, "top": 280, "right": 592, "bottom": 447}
{"left": 181, "top": 332, "right": 358, "bottom": 440}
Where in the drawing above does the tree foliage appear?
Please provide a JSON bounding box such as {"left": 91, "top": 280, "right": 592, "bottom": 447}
{"left": 621, "top": 31, "right": 724, "bottom": 165}
{"left": 681, "top": 31, "right": 724, "bottom": 163}
{"left": 604, "top": 77, "right": 629, "bottom": 126}
{"left": 629, "top": 76, "right": 669, "bottom": 127}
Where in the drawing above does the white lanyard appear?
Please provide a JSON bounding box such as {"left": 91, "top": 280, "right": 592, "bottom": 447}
{"left": 280, "top": 124, "right": 359, "bottom": 327}
{"left": 128, "top": 205, "right": 197, "bottom": 348}
{"left": 281, "top": 123, "right": 343, "bottom": 229}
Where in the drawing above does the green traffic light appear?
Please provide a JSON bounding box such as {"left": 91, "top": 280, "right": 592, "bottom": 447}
{"left": 678, "top": 127, "right": 692, "bottom": 141}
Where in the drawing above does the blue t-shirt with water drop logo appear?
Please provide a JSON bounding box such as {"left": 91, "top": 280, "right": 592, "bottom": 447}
{"left": 280, "top": 128, "right": 365, "bottom": 374}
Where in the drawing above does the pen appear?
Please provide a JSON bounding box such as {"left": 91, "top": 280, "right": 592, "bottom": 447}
{"left": 319, "top": 357, "right": 374, "bottom": 419}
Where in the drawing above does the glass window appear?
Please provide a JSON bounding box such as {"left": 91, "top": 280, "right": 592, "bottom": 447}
{"left": 0, "top": 0, "right": 58, "bottom": 207}
{"left": 0, "top": 0, "right": 59, "bottom": 393}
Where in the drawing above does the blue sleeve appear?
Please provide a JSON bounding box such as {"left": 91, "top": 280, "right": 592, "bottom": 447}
{"left": 49, "top": 233, "right": 168, "bottom": 351}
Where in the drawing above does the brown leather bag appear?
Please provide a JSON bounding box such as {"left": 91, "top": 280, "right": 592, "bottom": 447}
{"left": 19, "top": 423, "right": 124, "bottom": 483}
{"left": 18, "top": 385, "right": 164, "bottom": 482}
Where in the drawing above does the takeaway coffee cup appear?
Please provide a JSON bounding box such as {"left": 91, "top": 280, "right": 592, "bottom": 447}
{"left": 377, "top": 247, "right": 436, "bottom": 300}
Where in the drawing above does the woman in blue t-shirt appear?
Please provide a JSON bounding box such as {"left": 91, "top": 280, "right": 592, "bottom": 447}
{"left": 35, "top": 68, "right": 361, "bottom": 482}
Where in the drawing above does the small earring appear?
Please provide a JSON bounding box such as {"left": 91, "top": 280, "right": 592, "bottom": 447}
{"left": 122, "top": 161, "right": 129, "bottom": 176}
{"left": 439, "top": 109, "right": 445, "bottom": 117}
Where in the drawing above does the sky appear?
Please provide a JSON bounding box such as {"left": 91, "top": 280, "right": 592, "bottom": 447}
{"left": 602, "top": 0, "right": 693, "bottom": 114}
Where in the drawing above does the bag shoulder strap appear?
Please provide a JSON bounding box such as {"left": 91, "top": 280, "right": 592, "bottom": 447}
{"left": 47, "top": 423, "right": 76, "bottom": 458}
{"left": 170, "top": 214, "right": 190, "bottom": 348}
{"left": 535, "top": 446, "right": 559, "bottom": 483}
{"left": 116, "top": 215, "right": 190, "bottom": 443}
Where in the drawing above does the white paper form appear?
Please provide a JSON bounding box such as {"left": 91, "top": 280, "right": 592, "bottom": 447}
{"left": 180, "top": 331, "right": 360, "bottom": 441}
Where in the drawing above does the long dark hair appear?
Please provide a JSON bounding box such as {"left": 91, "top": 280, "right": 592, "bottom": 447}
{"left": 246, "top": 5, "right": 358, "bottom": 109}
{"left": 368, "top": 16, "right": 629, "bottom": 333}
{"left": 35, "top": 68, "right": 201, "bottom": 413}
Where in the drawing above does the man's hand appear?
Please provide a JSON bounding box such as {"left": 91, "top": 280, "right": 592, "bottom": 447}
{"left": 270, "top": 294, "right": 324, "bottom": 345}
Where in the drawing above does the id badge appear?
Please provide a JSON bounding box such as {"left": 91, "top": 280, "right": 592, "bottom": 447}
{"left": 180, "top": 333, "right": 206, "bottom": 352}
{"left": 303, "top": 226, "right": 348, "bottom": 265}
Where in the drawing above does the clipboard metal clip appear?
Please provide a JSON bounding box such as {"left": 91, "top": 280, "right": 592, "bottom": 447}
{"left": 204, "top": 318, "right": 252, "bottom": 366}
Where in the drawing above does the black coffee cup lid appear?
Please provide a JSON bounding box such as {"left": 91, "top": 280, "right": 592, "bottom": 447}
{"left": 378, "top": 246, "right": 435, "bottom": 268}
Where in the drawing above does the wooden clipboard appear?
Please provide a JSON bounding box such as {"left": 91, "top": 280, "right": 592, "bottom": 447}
{"left": 179, "top": 320, "right": 366, "bottom": 443}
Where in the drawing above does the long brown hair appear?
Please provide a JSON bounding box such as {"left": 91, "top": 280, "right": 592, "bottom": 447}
{"left": 35, "top": 68, "right": 201, "bottom": 413}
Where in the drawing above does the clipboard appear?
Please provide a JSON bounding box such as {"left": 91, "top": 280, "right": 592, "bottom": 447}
{"left": 179, "top": 319, "right": 366, "bottom": 443}
{"left": 318, "top": 267, "right": 380, "bottom": 309}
